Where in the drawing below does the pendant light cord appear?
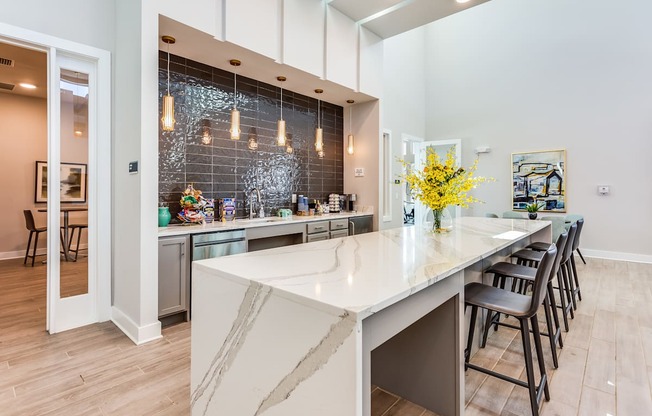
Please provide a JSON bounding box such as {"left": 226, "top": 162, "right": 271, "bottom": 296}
{"left": 280, "top": 84, "right": 283, "bottom": 120}
{"left": 318, "top": 98, "right": 321, "bottom": 128}
{"left": 234, "top": 71, "right": 237, "bottom": 109}
{"left": 166, "top": 43, "right": 171, "bottom": 95}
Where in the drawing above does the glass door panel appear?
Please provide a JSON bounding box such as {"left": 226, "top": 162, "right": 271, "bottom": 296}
{"left": 58, "top": 69, "right": 89, "bottom": 298}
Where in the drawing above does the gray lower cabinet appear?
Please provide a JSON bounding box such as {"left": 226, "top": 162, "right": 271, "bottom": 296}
{"left": 158, "top": 235, "right": 190, "bottom": 318}
{"left": 349, "top": 215, "right": 373, "bottom": 235}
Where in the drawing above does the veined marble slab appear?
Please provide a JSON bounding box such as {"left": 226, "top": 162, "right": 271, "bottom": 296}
{"left": 191, "top": 217, "right": 550, "bottom": 416}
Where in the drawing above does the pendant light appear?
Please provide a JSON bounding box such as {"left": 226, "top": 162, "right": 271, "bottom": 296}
{"left": 346, "top": 99, "right": 355, "bottom": 155}
{"left": 201, "top": 119, "right": 212, "bottom": 145}
{"left": 229, "top": 59, "right": 241, "bottom": 140}
{"left": 286, "top": 133, "right": 293, "bottom": 154}
{"left": 161, "top": 35, "right": 176, "bottom": 131}
{"left": 276, "top": 76, "right": 287, "bottom": 146}
{"left": 315, "top": 89, "right": 324, "bottom": 158}
{"left": 247, "top": 127, "right": 259, "bottom": 150}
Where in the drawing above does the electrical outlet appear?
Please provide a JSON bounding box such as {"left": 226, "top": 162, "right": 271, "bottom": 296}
{"left": 598, "top": 185, "right": 609, "bottom": 195}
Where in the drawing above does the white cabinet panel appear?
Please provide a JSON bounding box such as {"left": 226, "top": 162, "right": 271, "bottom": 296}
{"left": 326, "top": 5, "right": 357, "bottom": 90}
{"left": 359, "top": 26, "right": 383, "bottom": 98}
{"left": 283, "top": 0, "right": 325, "bottom": 77}
{"left": 225, "top": 0, "right": 280, "bottom": 60}
{"left": 158, "top": 0, "right": 220, "bottom": 38}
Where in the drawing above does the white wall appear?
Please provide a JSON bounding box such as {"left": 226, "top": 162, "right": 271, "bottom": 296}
{"left": 382, "top": 27, "right": 427, "bottom": 230}
{"left": 423, "top": 0, "right": 652, "bottom": 259}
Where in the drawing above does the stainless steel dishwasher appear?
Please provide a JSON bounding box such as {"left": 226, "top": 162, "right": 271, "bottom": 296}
{"left": 191, "top": 229, "right": 247, "bottom": 261}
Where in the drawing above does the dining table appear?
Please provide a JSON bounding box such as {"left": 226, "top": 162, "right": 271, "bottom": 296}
{"left": 38, "top": 206, "right": 88, "bottom": 261}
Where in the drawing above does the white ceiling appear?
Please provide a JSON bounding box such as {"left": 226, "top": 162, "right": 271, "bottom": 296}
{"left": 329, "top": 0, "right": 492, "bottom": 39}
{"left": 0, "top": 41, "right": 47, "bottom": 99}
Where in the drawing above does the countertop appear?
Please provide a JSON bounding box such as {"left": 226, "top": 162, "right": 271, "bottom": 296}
{"left": 193, "top": 217, "right": 550, "bottom": 320}
{"left": 158, "top": 211, "right": 373, "bottom": 237}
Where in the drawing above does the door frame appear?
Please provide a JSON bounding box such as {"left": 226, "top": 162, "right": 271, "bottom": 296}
{"left": 0, "top": 23, "right": 112, "bottom": 332}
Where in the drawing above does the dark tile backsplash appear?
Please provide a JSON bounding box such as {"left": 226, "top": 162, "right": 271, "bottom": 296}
{"left": 159, "top": 53, "right": 344, "bottom": 220}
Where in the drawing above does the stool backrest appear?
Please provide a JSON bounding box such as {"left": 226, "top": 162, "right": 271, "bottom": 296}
{"left": 561, "top": 223, "right": 577, "bottom": 264}
{"left": 502, "top": 211, "right": 524, "bottom": 219}
{"left": 565, "top": 214, "right": 583, "bottom": 223}
{"left": 549, "top": 231, "right": 569, "bottom": 283}
{"left": 527, "top": 244, "right": 557, "bottom": 317}
{"left": 571, "top": 218, "right": 584, "bottom": 251}
{"left": 23, "top": 210, "right": 37, "bottom": 232}
{"left": 485, "top": 213, "right": 499, "bottom": 218}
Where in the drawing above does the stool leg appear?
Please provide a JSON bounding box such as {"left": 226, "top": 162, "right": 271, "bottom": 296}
{"left": 556, "top": 270, "right": 570, "bottom": 331}
{"left": 570, "top": 254, "right": 582, "bottom": 301}
{"left": 481, "top": 309, "right": 495, "bottom": 348}
{"left": 564, "top": 261, "right": 577, "bottom": 310}
{"left": 519, "top": 318, "right": 540, "bottom": 416}
{"left": 542, "top": 295, "right": 559, "bottom": 368}
{"left": 577, "top": 248, "right": 587, "bottom": 264}
{"left": 531, "top": 314, "right": 550, "bottom": 401}
{"left": 465, "top": 305, "right": 478, "bottom": 366}
{"left": 547, "top": 282, "right": 563, "bottom": 348}
{"left": 32, "top": 231, "right": 40, "bottom": 267}
{"left": 561, "top": 263, "right": 576, "bottom": 316}
{"left": 74, "top": 227, "right": 83, "bottom": 261}
{"left": 24, "top": 230, "right": 34, "bottom": 265}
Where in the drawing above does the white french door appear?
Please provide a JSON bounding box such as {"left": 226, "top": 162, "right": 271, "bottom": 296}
{"left": 0, "top": 22, "right": 112, "bottom": 334}
{"left": 413, "top": 139, "right": 462, "bottom": 228}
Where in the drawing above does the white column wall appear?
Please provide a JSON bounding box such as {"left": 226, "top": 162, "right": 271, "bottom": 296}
{"left": 381, "top": 27, "right": 427, "bottom": 230}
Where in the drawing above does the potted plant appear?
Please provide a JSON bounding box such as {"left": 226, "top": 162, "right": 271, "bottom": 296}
{"left": 526, "top": 201, "right": 544, "bottom": 220}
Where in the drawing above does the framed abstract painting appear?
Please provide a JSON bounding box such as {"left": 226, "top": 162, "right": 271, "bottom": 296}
{"left": 511, "top": 149, "right": 566, "bottom": 212}
{"left": 35, "top": 161, "right": 87, "bottom": 203}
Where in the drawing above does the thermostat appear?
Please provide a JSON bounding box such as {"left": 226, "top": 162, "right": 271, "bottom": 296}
{"left": 354, "top": 168, "right": 365, "bottom": 177}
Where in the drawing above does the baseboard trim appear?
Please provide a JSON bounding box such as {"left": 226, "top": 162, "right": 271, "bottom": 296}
{"left": 111, "top": 306, "right": 162, "bottom": 345}
{"left": 0, "top": 244, "right": 89, "bottom": 261}
{"left": 582, "top": 249, "right": 652, "bottom": 264}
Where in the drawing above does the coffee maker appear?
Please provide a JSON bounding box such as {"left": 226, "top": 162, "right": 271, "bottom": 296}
{"left": 343, "top": 194, "right": 357, "bottom": 212}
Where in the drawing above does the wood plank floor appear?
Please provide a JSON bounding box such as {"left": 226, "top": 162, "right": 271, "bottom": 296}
{"left": 1, "top": 256, "right": 651, "bottom": 415}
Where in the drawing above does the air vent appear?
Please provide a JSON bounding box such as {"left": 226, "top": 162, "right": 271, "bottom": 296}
{"left": 0, "top": 57, "right": 14, "bottom": 67}
{"left": 0, "top": 82, "right": 15, "bottom": 91}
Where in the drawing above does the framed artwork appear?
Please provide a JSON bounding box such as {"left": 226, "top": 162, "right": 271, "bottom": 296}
{"left": 35, "top": 161, "right": 87, "bottom": 203}
{"left": 511, "top": 149, "right": 566, "bottom": 212}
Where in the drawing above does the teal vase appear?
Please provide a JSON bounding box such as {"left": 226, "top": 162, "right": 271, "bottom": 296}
{"left": 158, "top": 206, "right": 171, "bottom": 227}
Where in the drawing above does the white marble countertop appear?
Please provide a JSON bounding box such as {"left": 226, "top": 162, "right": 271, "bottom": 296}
{"left": 193, "top": 217, "right": 549, "bottom": 320}
{"left": 158, "top": 211, "right": 373, "bottom": 237}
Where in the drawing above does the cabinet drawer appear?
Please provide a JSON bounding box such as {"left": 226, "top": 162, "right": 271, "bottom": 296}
{"left": 330, "top": 219, "right": 349, "bottom": 231}
{"left": 330, "top": 229, "right": 349, "bottom": 239}
{"left": 307, "top": 221, "right": 329, "bottom": 234}
{"left": 306, "top": 232, "right": 329, "bottom": 242}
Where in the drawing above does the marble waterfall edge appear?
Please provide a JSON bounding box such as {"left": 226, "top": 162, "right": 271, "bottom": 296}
{"left": 191, "top": 268, "right": 361, "bottom": 416}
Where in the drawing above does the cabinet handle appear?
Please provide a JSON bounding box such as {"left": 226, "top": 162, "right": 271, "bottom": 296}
{"left": 181, "top": 242, "right": 185, "bottom": 256}
{"left": 349, "top": 221, "right": 355, "bottom": 235}
{"left": 315, "top": 226, "right": 324, "bottom": 230}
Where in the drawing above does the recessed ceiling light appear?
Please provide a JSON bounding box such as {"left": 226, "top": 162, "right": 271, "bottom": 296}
{"left": 19, "top": 82, "right": 37, "bottom": 89}
{"left": 456, "top": 0, "right": 471, "bottom": 3}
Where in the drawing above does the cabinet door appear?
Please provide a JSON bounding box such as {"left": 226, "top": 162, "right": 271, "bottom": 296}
{"left": 158, "top": 236, "right": 189, "bottom": 317}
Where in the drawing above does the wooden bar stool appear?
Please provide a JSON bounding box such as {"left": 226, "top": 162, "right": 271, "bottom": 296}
{"left": 465, "top": 245, "right": 557, "bottom": 416}
{"left": 484, "top": 232, "right": 569, "bottom": 369}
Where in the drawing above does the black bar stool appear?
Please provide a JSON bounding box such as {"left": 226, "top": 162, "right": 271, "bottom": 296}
{"left": 528, "top": 223, "right": 578, "bottom": 328}
{"left": 23, "top": 209, "right": 68, "bottom": 266}
{"left": 568, "top": 218, "right": 584, "bottom": 302}
{"left": 484, "top": 232, "right": 569, "bottom": 369}
{"left": 465, "top": 245, "right": 557, "bottom": 416}
{"left": 67, "top": 223, "right": 88, "bottom": 261}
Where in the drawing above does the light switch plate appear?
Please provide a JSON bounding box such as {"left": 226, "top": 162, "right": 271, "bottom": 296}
{"left": 354, "top": 168, "right": 365, "bottom": 177}
{"left": 129, "top": 161, "right": 139, "bottom": 174}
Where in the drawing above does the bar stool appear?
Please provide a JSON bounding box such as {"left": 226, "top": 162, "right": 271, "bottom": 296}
{"left": 528, "top": 223, "right": 578, "bottom": 327}
{"left": 484, "top": 232, "right": 569, "bottom": 369}
{"left": 465, "top": 245, "right": 557, "bottom": 416}
{"left": 503, "top": 211, "right": 524, "bottom": 219}
{"left": 67, "top": 223, "right": 88, "bottom": 261}
{"left": 568, "top": 218, "right": 584, "bottom": 302}
{"left": 23, "top": 209, "right": 67, "bottom": 266}
{"left": 565, "top": 214, "right": 587, "bottom": 264}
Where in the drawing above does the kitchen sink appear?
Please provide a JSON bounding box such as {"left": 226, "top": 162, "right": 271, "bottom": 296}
{"left": 236, "top": 217, "right": 288, "bottom": 224}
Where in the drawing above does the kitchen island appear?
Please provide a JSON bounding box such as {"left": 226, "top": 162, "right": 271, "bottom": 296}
{"left": 190, "top": 217, "right": 550, "bottom": 416}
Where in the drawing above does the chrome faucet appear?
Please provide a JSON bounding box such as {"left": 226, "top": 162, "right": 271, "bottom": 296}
{"left": 249, "top": 188, "right": 264, "bottom": 219}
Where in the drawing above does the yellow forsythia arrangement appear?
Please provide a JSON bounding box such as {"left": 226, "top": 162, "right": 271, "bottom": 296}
{"left": 403, "top": 146, "right": 492, "bottom": 213}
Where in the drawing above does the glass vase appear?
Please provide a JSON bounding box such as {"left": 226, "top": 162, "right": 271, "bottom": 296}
{"left": 432, "top": 207, "right": 453, "bottom": 233}
{"left": 158, "top": 206, "right": 171, "bottom": 227}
